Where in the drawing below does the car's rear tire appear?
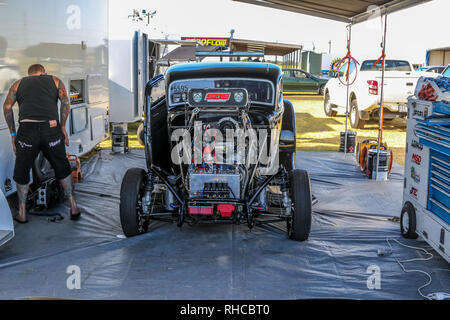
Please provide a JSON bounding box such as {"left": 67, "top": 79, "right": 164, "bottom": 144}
{"left": 324, "top": 92, "right": 337, "bottom": 117}
{"left": 350, "top": 99, "right": 366, "bottom": 129}
{"left": 288, "top": 169, "right": 312, "bottom": 241}
{"left": 400, "top": 202, "right": 418, "bottom": 239}
{"left": 120, "top": 168, "right": 149, "bottom": 237}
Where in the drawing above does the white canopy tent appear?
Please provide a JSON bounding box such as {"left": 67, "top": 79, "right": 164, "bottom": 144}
{"left": 233, "top": 0, "right": 431, "bottom": 24}
{"left": 234, "top": 0, "right": 432, "bottom": 179}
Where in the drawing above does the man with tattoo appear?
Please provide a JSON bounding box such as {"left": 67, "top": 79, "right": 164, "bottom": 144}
{"left": 2, "top": 64, "right": 81, "bottom": 223}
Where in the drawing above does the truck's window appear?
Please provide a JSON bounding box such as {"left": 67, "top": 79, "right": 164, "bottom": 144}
{"left": 443, "top": 66, "right": 450, "bottom": 77}
{"left": 338, "top": 61, "right": 356, "bottom": 77}
{"left": 361, "top": 60, "right": 412, "bottom": 71}
{"left": 428, "top": 67, "right": 444, "bottom": 73}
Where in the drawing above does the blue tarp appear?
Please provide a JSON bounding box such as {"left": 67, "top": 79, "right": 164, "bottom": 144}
{"left": 0, "top": 150, "right": 448, "bottom": 299}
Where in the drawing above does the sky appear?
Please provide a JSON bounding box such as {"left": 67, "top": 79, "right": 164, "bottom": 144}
{"left": 109, "top": 0, "right": 450, "bottom": 65}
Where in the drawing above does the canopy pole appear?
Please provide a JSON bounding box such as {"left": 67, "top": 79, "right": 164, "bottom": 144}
{"left": 344, "top": 23, "right": 352, "bottom": 156}
{"left": 376, "top": 11, "right": 388, "bottom": 180}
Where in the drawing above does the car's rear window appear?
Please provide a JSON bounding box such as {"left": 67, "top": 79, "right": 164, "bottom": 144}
{"left": 360, "top": 60, "right": 412, "bottom": 71}
{"left": 168, "top": 78, "right": 274, "bottom": 107}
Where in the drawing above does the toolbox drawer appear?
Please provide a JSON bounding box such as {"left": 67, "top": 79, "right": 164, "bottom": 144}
{"left": 428, "top": 151, "right": 450, "bottom": 225}
{"left": 416, "top": 123, "right": 450, "bottom": 156}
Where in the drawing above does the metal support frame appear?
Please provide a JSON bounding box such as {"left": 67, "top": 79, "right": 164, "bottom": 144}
{"left": 375, "top": 11, "right": 388, "bottom": 180}
{"left": 344, "top": 23, "right": 352, "bottom": 156}
{"left": 148, "top": 165, "right": 287, "bottom": 227}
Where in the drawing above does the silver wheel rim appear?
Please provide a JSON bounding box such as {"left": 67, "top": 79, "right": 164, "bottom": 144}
{"left": 402, "top": 212, "right": 409, "bottom": 233}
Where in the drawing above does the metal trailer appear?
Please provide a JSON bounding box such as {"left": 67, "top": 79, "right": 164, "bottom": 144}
{"left": 109, "top": 30, "right": 150, "bottom": 125}
{"left": 401, "top": 97, "right": 450, "bottom": 263}
{"left": 0, "top": 188, "right": 13, "bottom": 247}
{"left": 0, "top": 0, "right": 110, "bottom": 197}
{"left": 108, "top": 30, "right": 151, "bottom": 152}
{"left": 109, "top": 37, "right": 194, "bottom": 119}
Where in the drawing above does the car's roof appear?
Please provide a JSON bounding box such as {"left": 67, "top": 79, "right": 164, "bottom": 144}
{"left": 165, "top": 62, "right": 283, "bottom": 85}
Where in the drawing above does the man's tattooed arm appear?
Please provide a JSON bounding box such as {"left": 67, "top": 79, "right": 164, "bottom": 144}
{"left": 54, "top": 76, "right": 71, "bottom": 127}
{"left": 2, "top": 80, "right": 20, "bottom": 134}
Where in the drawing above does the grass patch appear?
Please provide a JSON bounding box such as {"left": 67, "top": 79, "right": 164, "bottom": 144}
{"left": 98, "top": 121, "right": 144, "bottom": 151}
{"left": 96, "top": 96, "right": 406, "bottom": 166}
{"left": 290, "top": 95, "right": 406, "bottom": 166}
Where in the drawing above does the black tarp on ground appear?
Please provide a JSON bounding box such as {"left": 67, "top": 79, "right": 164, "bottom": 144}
{"left": 0, "top": 150, "right": 448, "bottom": 299}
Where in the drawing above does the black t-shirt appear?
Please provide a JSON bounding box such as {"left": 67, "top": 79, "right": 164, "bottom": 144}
{"left": 16, "top": 75, "right": 59, "bottom": 121}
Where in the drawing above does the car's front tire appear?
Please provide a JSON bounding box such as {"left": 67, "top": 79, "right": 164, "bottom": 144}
{"left": 120, "top": 168, "right": 149, "bottom": 237}
{"left": 350, "top": 99, "right": 366, "bottom": 129}
{"left": 324, "top": 91, "right": 337, "bottom": 117}
{"left": 288, "top": 169, "right": 312, "bottom": 241}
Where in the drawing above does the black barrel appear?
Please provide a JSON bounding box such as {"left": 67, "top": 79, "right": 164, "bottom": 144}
{"left": 367, "top": 149, "right": 390, "bottom": 180}
{"left": 112, "top": 124, "right": 129, "bottom": 154}
{"left": 339, "top": 131, "right": 357, "bottom": 153}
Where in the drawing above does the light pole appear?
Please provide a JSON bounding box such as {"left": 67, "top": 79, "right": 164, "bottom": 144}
{"left": 128, "top": 9, "right": 156, "bottom": 26}
{"left": 229, "top": 29, "right": 235, "bottom": 61}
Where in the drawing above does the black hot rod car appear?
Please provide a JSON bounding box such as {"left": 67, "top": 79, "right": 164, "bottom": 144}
{"left": 120, "top": 62, "right": 312, "bottom": 241}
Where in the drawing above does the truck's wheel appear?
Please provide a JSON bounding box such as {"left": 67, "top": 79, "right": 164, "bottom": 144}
{"left": 318, "top": 84, "right": 325, "bottom": 96}
{"left": 350, "top": 99, "right": 366, "bottom": 129}
{"left": 288, "top": 169, "right": 312, "bottom": 241}
{"left": 324, "top": 92, "right": 337, "bottom": 117}
{"left": 120, "top": 168, "right": 149, "bottom": 237}
{"left": 400, "top": 202, "right": 418, "bottom": 239}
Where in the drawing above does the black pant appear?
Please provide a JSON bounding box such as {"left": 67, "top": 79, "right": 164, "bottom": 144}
{"left": 13, "top": 121, "right": 71, "bottom": 185}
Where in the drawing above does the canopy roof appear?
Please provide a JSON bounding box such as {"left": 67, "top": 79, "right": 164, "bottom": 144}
{"left": 158, "top": 45, "right": 220, "bottom": 63}
{"left": 230, "top": 38, "right": 301, "bottom": 56}
{"left": 158, "top": 38, "right": 302, "bottom": 63}
{"left": 233, "top": 0, "right": 431, "bottom": 23}
{"left": 150, "top": 39, "right": 202, "bottom": 46}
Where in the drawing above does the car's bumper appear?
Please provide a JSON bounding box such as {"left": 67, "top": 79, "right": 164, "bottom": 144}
{"left": 359, "top": 104, "right": 408, "bottom": 120}
{"left": 364, "top": 102, "right": 408, "bottom": 114}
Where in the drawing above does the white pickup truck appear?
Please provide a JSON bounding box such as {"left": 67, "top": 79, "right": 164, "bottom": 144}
{"left": 324, "top": 59, "right": 421, "bottom": 128}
